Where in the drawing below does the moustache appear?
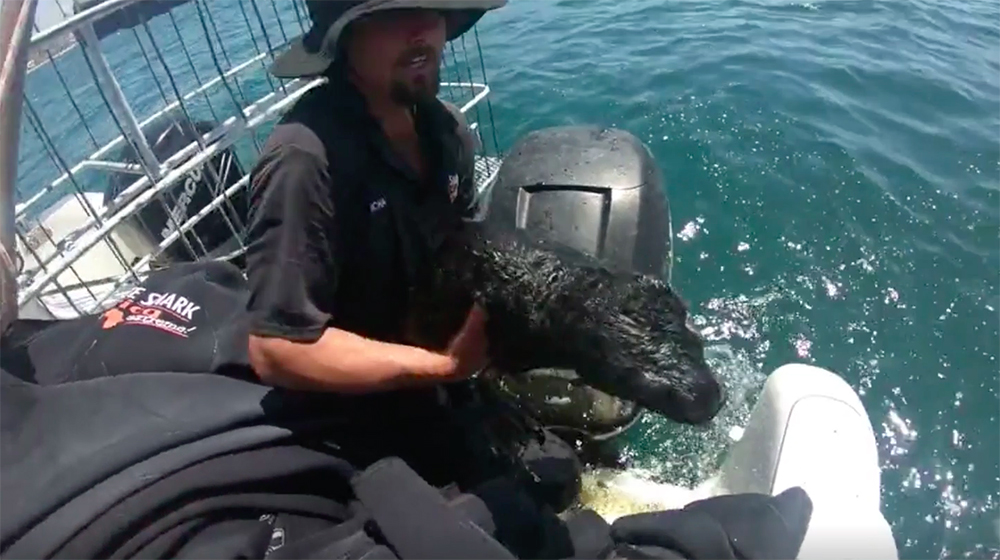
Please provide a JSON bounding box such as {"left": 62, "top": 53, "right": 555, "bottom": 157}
{"left": 395, "top": 44, "right": 439, "bottom": 68}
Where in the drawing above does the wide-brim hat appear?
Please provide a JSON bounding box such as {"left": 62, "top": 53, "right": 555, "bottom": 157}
{"left": 270, "top": 0, "right": 506, "bottom": 79}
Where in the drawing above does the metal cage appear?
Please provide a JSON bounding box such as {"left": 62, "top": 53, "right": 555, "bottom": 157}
{"left": 1, "top": 0, "right": 503, "bottom": 325}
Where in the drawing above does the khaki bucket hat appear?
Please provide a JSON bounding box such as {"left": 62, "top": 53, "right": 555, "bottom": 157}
{"left": 270, "top": 0, "right": 507, "bottom": 79}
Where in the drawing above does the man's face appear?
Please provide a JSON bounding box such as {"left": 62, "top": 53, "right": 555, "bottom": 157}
{"left": 345, "top": 9, "right": 447, "bottom": 106}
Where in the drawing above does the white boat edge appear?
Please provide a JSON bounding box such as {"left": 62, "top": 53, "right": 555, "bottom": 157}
{"left": 580, "top": 362, "right": 900, "bottom": 560}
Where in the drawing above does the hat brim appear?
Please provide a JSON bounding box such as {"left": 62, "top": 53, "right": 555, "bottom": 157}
{"left": 269, "top": 37, "right": 335, "bottom": 79}
{"left": 269, "top": 0, "right": 506, "bottom": 79}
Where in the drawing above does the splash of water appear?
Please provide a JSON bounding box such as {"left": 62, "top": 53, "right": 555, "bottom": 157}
{"left": 579, "top": 288, "right": 777, "bottom": 515}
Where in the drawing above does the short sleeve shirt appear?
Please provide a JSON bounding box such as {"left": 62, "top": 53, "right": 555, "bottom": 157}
{"left": 244, "top": 76, "right": 480, "bottom": 344}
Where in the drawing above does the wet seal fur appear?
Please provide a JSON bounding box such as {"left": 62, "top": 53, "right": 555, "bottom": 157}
{"left": 405, "top": 219, "right": 725, "bottom": 426}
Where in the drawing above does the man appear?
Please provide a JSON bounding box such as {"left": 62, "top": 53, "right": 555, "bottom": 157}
{"left": 243, "top": 0, "right": 514, "bottom": 486}
{"left": 246, "top": 0, "right": 505, "bottom": 394}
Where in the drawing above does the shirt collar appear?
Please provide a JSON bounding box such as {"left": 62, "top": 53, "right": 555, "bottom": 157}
{"left": 324, "top": 72, "right": 460, "bottom": 188}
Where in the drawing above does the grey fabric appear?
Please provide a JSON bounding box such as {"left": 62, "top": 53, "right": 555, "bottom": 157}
{"left": 8, "top": 427, "right": 298, "bottom": 559}
{"left": 270, "top": 0, "right": 507, "bottom": 79}
{"left": 0, "top": 370, "right": 280, "bottom": 553}
{"left": 351, "top": 457, "right": 516, "bottom": 559}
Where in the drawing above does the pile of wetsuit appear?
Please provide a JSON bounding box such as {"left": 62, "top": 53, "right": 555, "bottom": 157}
{"left": 0, "top": 262, "right": 813, "bottom": 559}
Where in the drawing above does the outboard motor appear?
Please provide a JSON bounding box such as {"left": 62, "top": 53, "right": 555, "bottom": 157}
{"left": 482, "top": 126, "right": 673, "bottom": 445}
{"left": 104, "top": 117, "right": 249, "bottom": 265}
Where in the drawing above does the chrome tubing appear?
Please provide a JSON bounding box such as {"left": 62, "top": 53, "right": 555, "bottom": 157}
{"left": 0, "top": 0, "right": 38, "bottom": 333}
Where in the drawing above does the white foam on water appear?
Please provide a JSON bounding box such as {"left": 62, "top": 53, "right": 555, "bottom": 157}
{"left": 579, "top": 467, "right": 702, "bottom": 523}
{"left": 578, "top": 294, "right": 778, "bottom": 519}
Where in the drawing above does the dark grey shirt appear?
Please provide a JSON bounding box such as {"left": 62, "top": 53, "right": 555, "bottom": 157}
{"left": 245, "top": 76, "right": 479, "bottom": 344}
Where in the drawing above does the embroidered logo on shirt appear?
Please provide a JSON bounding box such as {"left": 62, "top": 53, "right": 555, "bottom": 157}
{"left": 447, "top": 174, "right": 459, "bottom": 203}
{"left": 99, "top": 286, "right": 201, "bottom": 338}
{"left": 370, "top": 197, "right": 387, "bottom": 213}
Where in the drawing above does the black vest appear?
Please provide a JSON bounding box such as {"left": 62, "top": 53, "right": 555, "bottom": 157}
{"left": 288, "top": 77, "right": 474, "bottom": 342}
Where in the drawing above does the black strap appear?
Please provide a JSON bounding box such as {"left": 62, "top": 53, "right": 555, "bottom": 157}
{"left": 351, "top": 458, "right": 515, "bottom": 560}
{"left": 263, "top": 513, "right": 372, "bottom": 560}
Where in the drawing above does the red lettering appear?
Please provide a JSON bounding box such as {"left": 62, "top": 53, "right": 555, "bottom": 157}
{"left": 140, "top": 307, "right": 162, "bottom": 319}
{"left": 127, "top": 305, "right": 161, "bottom": 319}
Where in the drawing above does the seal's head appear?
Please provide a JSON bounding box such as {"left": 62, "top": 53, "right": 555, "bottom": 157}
{"left": 405, "top": 221, "right": 725, "bottom": 430}
{"left": 573, "top": 271, "right": 724, "bottom": 426}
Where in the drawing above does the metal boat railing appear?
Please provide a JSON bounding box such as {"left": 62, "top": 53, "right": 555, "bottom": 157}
{"left": 0, "top": 0, "right": 503, "bottom": 324}
{"left": 0, "top": 0, "right": 38, "bottom": 333}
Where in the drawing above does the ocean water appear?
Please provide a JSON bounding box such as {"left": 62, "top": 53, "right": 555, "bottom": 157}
{"left": 15, "top": 0, "right": 999, "bottom": 557}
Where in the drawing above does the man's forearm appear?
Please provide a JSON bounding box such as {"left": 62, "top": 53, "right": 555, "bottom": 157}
{"left": 248, "top": 327, "right": 458, "bottom": 393}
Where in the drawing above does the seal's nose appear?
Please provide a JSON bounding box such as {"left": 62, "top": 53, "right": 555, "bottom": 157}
{"left": 682, "top": 376, "right": 726, "bottom": 426}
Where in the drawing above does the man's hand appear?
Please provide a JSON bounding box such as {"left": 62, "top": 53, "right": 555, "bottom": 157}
{"left": 444, "top": 304, "right": 490, "bottom": 379}
{"left": 249, "top": 306, "right": 489, "bottom": 393}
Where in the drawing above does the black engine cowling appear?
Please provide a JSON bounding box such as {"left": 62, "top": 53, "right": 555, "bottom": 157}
{"left": 482, "top": 126, "right": 674, "bottom": 444}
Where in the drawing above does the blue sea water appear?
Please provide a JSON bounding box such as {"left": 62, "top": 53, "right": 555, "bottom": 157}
{"left": 15, "top": 0, "right": 1000, "bottom": 557}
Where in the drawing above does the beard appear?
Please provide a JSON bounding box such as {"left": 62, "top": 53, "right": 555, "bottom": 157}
{"left": 389, "top": 68, "right": 441, "bottom": 106}
{"left": 389, "top": 45, "right": 441, "bottom": 106}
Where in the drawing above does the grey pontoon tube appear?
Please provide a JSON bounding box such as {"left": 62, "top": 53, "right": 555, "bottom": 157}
{"left": 0, "top": 0, "right": 38, "bottom": 333}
